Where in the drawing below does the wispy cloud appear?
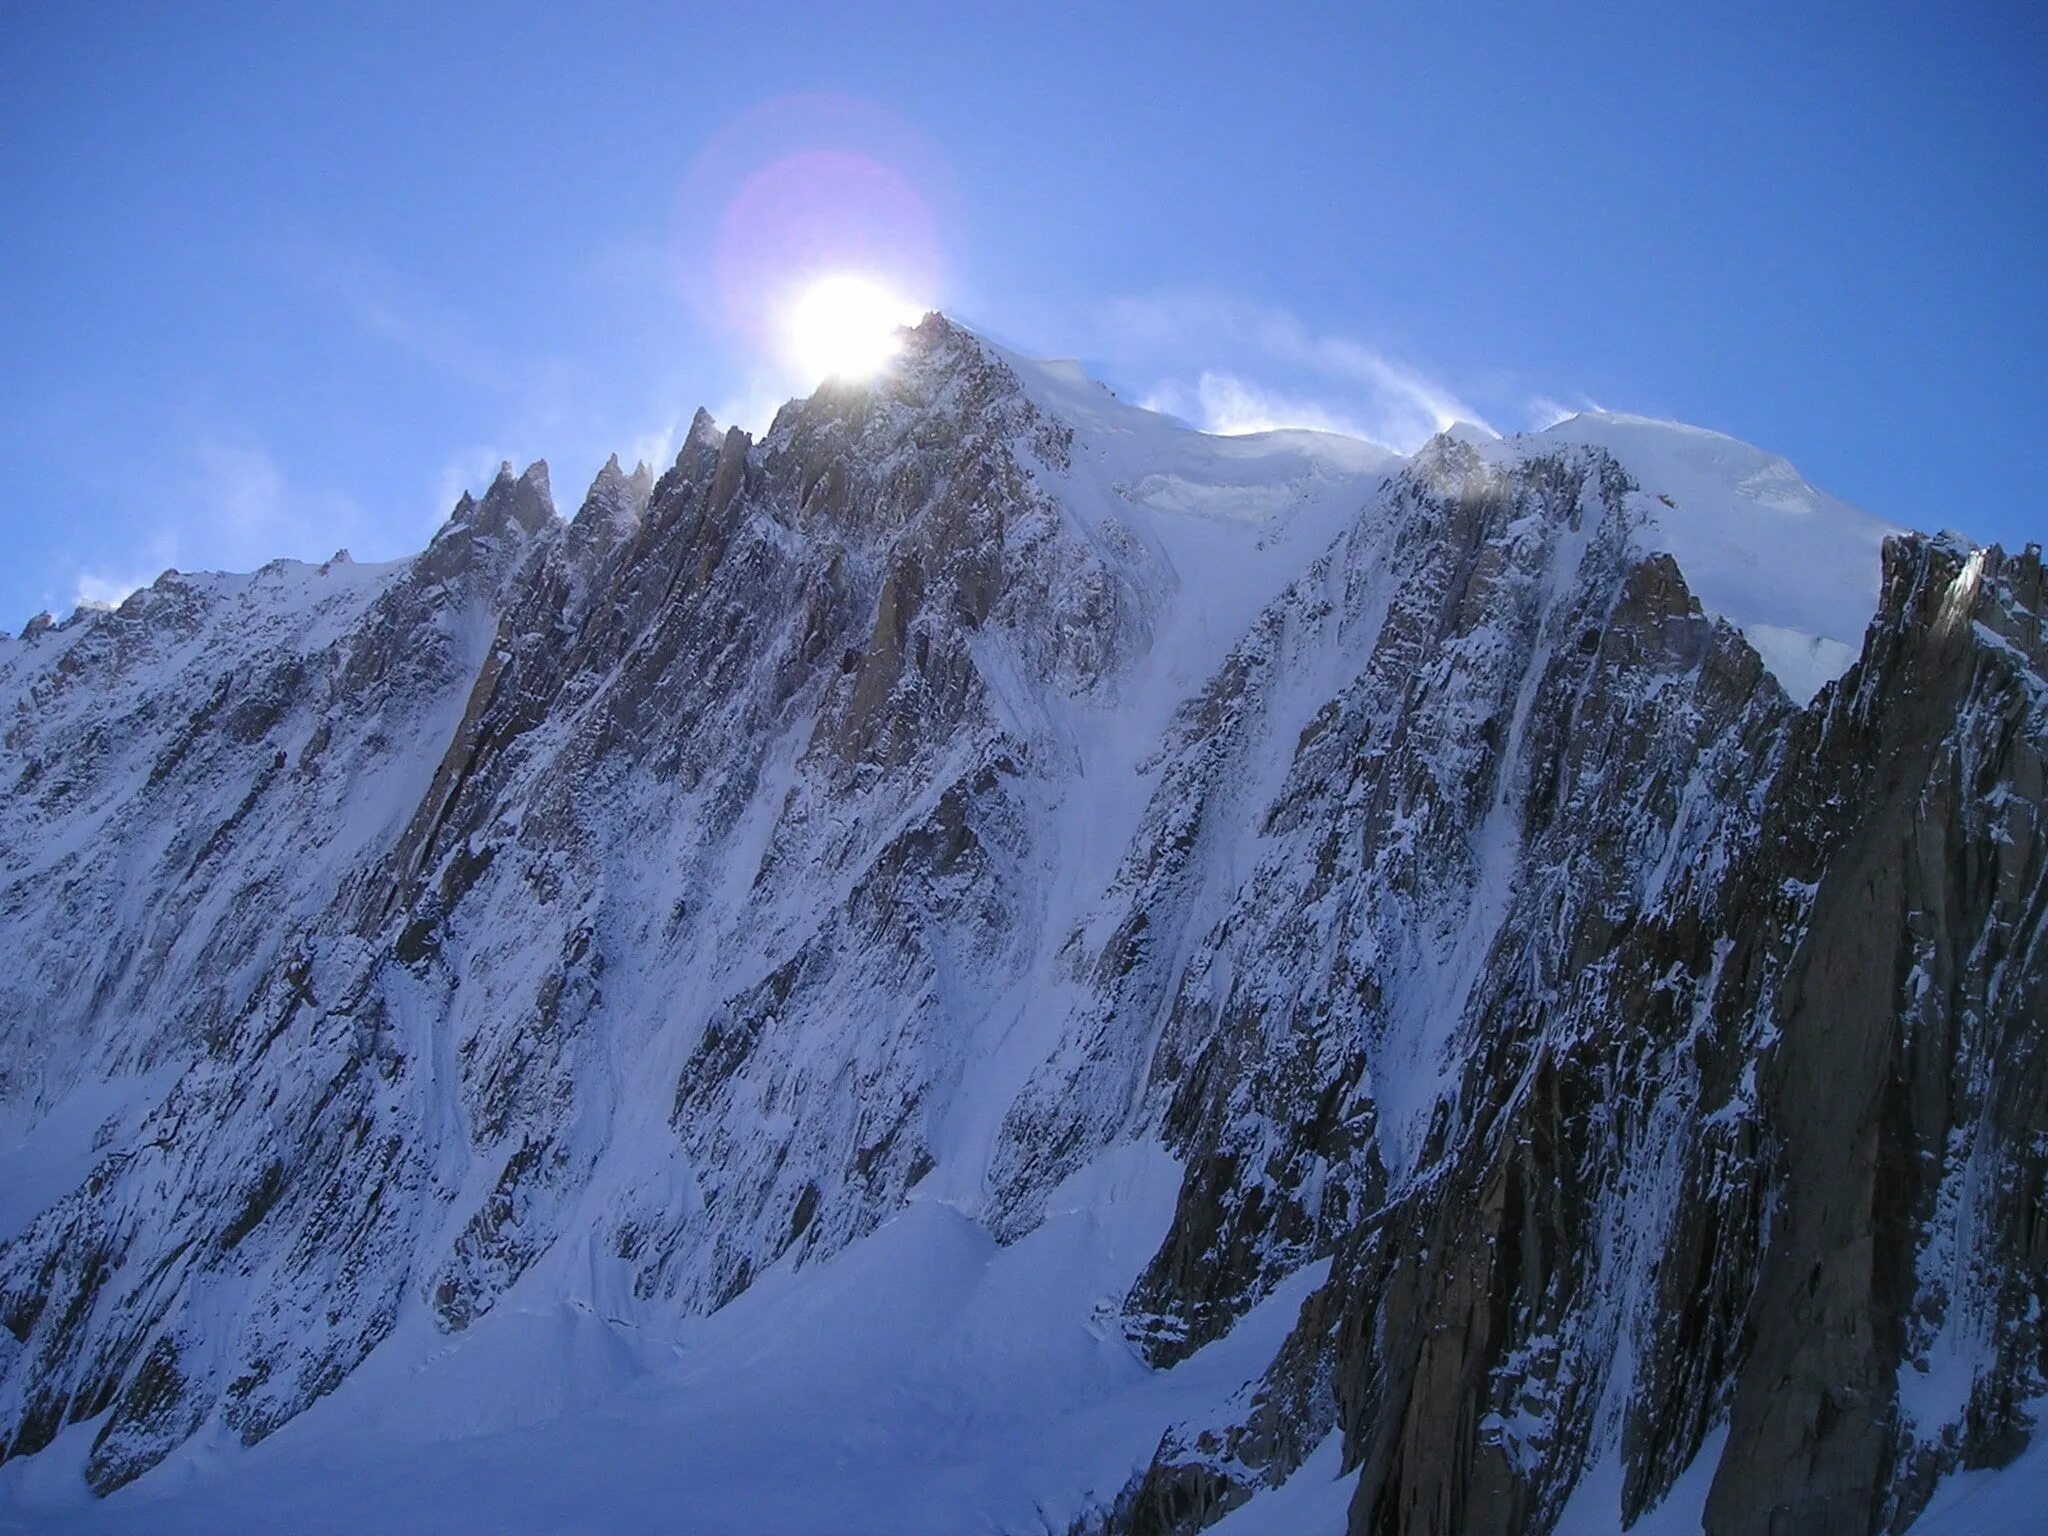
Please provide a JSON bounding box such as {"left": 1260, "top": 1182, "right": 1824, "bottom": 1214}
{"left": 1525, "top": 390, "right": 1610, "bottom": 431}
{"left": 431, "top": 444, "right": 515, "bottom": 523}
{"left": 68, "top": 526, "right": 179, "bottom": 612}
{"left": 71, "top": 565, "right": 162, "bottom": 611}
{"left": 1092, "top": 290, "right": 1495, "bottom": 451}
{"left": 64, "top": 439, "right": 370, "bottom": 615}
{"left": 1152, "top": 372, "right": 1383, "bottom": 439}
{"left": 310, "top": 248, "right": 514, "bottom": 394}
{"left": 192, "top": 437, "right": 369, "bottom": 566}
{"left": 306, "top": 244, "right": 712, "bottom": 520}
{"left": 623, "top": 423, "right": 676, "bottom": 474}
{"left": 714, "top": 377, "right": 802, "bottom": 438}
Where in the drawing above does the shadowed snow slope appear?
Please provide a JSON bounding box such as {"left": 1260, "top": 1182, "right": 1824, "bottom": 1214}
{"left": 1, "top": 318, "right": 2041, "bottom": 1536}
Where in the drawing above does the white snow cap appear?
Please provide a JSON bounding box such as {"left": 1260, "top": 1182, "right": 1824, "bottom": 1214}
{"left": 1538, "top": 411, "right": 1900, "bottom": 703}
{"left": 974, "top": 326, "right": 1900, "bottom": 706}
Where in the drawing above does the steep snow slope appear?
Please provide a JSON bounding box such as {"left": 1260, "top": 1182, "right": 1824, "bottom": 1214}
{"left": 0, "top": 319, "right": 2041, "bottom": 1536}
{"left": 1537, "top": 411, "right": 1899, "bottom": 702}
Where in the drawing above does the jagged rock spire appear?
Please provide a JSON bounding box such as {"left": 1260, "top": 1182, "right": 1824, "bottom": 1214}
{"left": 679, "top": 407, "right": 720, "bottom": 464}
{"left": 586, "top": 452, "right": 653, "bottom": 516}
{"left": 418, "top": 458, "right": 554, "bottom": 587}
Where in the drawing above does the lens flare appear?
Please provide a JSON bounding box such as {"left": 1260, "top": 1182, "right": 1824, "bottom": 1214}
{"left": 676, "top": 95, "right": 950, "bottom": 390}
{"left": 778, "top": 272, "right": 923, "bottom": 383}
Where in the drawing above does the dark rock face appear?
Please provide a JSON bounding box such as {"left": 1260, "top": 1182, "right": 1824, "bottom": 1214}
{"left": 1102, "top": 534, "right": 2046, "bottom": 1535}
{"left": 1706, "top": 539, "right": 2048, "bottom": 1535}
{"left": 0, "top": 320, "right": 2040, "bottom": 1529}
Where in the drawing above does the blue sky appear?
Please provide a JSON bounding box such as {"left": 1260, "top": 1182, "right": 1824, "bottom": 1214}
{"left": 3, "top": 1, "right": 2042, "bottom": 627}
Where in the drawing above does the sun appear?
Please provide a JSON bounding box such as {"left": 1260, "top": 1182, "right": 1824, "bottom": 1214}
{"left": 778, "top": 272, "right": 923, "bottom": 384}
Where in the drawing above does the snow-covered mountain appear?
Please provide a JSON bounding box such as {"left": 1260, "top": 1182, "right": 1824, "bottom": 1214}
{"left": 0, "top": 316, "right": 2042, "bottom": 1535}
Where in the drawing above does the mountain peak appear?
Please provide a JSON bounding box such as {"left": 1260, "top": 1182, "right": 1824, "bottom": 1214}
{"left": 580, "top": 451, "right": 654, "bottom": 524}
{"left": 434, "top": 455, "right": 556, "bottom": 570}
{"left": 682, "top": 407, "right": 721, "bottom": 456}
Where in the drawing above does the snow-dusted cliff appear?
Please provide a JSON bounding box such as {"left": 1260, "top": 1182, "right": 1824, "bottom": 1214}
{"left": 0, "top": 318, "right": 2041, "bottom": 1535}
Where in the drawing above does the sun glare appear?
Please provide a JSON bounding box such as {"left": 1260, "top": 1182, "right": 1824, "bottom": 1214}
{"left": 778, "top": 272, "right": 923, "bottom": 384}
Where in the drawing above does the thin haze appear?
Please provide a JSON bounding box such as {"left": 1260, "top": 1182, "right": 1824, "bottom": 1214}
{"left": 2, "top": 1, "right": 2042, "bottom": 626}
